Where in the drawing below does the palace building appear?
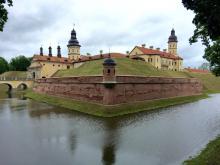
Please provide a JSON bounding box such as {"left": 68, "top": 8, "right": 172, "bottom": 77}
{"left": 129, "top": 29, "right": 183, "bottom": 71}
{"left": 28, "top": 27, "right": 184, "bottom": 79}
{"left": 28, "top": 27, "right": 81, "bottom": 79}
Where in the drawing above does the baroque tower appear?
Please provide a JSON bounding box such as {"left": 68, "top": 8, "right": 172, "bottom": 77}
{"left": 67, "top": 27, "right": 81, "bottom": 60}
{"left": 168, "top": 29, "right": 178, "bottom": 55}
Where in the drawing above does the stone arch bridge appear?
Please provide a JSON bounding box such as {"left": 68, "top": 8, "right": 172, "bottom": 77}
{"left": 0, "top": 77, "right": 33, "bottom": 91}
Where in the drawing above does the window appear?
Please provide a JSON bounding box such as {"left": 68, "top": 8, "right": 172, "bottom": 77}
{"left": 58, "top": 65, "right": 60, "bottom": 67}
{"left": 32, "top": 72, "right": 35, "bottom": 79}
{"left": 53, "top": 64, "right": 55, "bottom": 67}
{"left": 67, "top": 65, "right": 70, "bottom": 69}
{"left": 107, "top": 69, "right": 111, "bottom": 74}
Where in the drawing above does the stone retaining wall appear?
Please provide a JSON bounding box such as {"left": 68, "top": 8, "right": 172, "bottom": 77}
{"left": 33, "top": 76, "right": 203, "bottom": 105}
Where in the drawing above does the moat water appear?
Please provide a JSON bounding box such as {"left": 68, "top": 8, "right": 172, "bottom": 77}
{"left": 0, "top": 93, "right": 220, "bottom": 165}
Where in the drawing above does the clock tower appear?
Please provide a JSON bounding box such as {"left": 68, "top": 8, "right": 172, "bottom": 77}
{"left": 67, "top": 27, "right": 81, "bottom": 60}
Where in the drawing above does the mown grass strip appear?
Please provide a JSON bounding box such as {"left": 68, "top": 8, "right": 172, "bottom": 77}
{"left": 25, "top": 90, "right": 208, "bottom": 118}
{"left": 183, "top": 136, "right": 220, "bottom": 165}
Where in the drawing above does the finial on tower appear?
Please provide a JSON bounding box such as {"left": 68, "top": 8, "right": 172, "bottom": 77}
{"left": 40, "top": 46, "right": 43, "bottom": 56}
{"left": 48, "top": 46, "right": 52, "bottom": 57}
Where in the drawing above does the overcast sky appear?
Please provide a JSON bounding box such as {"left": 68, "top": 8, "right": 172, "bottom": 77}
{"left": 0, "top": 0, "right": 207, "bottom": 67}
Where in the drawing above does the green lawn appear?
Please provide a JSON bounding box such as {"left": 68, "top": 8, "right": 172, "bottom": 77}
{"left": 184, "top": 136, "right": 220, "bottom": 165}
{"left": 185, "top": 72, "right": 220, "bottom": 93}
{"left": 54, "top": 58, "right": 190, "bottom": 78}
{"left": 54, "top": 58, "right": 220, "bottom": 93}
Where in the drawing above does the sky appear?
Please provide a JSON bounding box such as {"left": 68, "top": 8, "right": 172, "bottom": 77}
{"left": 0, "top": 0, "right": 207, "bottom": 67}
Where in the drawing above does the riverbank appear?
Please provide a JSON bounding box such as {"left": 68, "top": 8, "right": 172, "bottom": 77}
{"left": 25, "top": 90, "right": 208, "bottom": 117}
{"left": 184, "top": 136, "right": 220, "bottom": 165}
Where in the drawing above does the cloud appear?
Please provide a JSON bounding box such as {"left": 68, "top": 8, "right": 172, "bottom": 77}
{"left": 0, "top": 0, "right": 205, "bottom": 67}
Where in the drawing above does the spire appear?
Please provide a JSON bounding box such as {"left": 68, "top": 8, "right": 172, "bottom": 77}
{"left": 168, "top": 28, "right": 178, "bottom": 43}
{"left": 40, "top": 46, "right": 43, "bottom": 56}
{"left": 57, "top": 45, "right": 61, "bottom": 58}
{"left": 48, "top": 46, "right": 52, "bottom": 57}
{"left": 67, "top": 27, "right": 81, "bottom": 47}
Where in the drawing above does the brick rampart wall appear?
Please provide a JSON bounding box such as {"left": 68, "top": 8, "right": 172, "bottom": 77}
{"left": 33, "top": 76, "right": 203, "bottom": 105}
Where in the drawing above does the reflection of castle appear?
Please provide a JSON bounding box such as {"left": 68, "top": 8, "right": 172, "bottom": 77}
{"left": 28, "top": 27, "right": 183, "bottom": 79}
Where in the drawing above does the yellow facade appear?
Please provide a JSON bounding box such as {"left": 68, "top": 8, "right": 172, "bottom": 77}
{"left": 129, "top": 29, "right": 183, "bottom": 71}
{"left": 168, "top": 42, "right": 177, "bottom": 55}
{"left": 68, "top": 46, "right": 81, "bottom": 61}
{"left": 28, "top": 59, "right": 73, "bottom": 79}
{"left": 129, "top": 46, "right": 183, "bottom": 71}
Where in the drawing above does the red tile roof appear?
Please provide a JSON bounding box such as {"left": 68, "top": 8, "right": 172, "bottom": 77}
{"left": 185, "top": 68, "right": 210, "bottom": 73}
{"left": 74, "top": 53, "right": 127, "bottom": 63}
{"left": 32, "top": 55, "right": 73, "bottom": 64}
{"left": 136, "top": 46, "right": 183, "bottom": 60}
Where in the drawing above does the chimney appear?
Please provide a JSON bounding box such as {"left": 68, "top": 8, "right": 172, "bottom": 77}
{"left": 40, "top": 47, "right": 43, "bottom": 56}
{"left": 163, "top": 49, "right": 167, "bottom": 52}
{"left": 149, "top": 46, "right": 154, "bottom": 49}
{"left": 156, "top": 48, "right": 160, "bottom": 51}
{"left": 142, "top": 44, "right": 146, "bottom": 48}
{"left": 57, "top": 46, "right": 61, "bottom": 58}
{"left": 48, "top": 46, "right": 52, "bottom": 57}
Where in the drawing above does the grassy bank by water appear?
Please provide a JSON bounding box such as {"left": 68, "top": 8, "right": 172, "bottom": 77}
{"left": 25, "top": 91, "right": 208, "bottom": 118}
{"left": 184, "top": 136, "right": 220, "bottom": 165}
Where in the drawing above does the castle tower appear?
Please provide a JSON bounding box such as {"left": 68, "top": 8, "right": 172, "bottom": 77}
{"left": 103, "top": 58, "right": 116, "bottom": 82}
{"left": 168, "top": 29, "right": 178, "bottom": 55}
{"left": 67, "top": 27, "right": 81, "bottom": 61}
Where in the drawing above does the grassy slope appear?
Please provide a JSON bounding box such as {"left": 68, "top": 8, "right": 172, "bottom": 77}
{"left": 54, "top": 58, "right": 189, "bottom": 78}
{"left": 54, "top": 58, "right": 220, "bottom": 93}
{"left": 0, "top": 71, "right": 27, "bottom": 78}
{"left": 186, "top": 72, "right": 220, "bottom": 93}
{"left": 184, "top": 136, "right": 220, "bottom": 165}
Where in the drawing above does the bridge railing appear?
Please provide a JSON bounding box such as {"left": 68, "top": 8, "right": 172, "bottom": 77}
{"left": 0, "top": 77, "right": 33, "bottom": 81}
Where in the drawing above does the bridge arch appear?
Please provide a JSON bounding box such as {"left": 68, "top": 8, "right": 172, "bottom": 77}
{"left": 17, "top": 83, "right": 28, "bottom": 90}
{"left": 0, "top": 83, "right": 13, "bottom": 92}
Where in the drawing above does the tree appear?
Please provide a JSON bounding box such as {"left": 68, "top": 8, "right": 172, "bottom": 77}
{"left": 0, "top": 0, "right": 13, "bottom": 31}
{"left": 182, "top": 0, "right": 220, "bottom": 76}
{"left": 0, "top": 56, "right": 8, "bottom": 74}
{"left": 9, "top": 55, "right": 31, "bottom": 71}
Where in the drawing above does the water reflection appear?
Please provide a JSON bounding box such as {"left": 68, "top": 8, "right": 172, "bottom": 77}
{"left": 0, "top": 94, "right": 219, "bottom": 165}
{"left": 102, "top": 119, "right": 120, "bottom": 165}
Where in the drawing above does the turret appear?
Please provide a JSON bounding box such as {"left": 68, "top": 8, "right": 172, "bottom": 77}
{"left": 168, "top": 29, "right": 178, "bottom": 55}
{"left": 103, "top": 58, "right": 116, "bottom": 82}
{"left": 40, "top": 46, "right": 43, "bottom": 56}
{"left": 57, "top": 45, "right": 61, "bottom": 58}
{"left": 48, "top": 46, "right": 52, "bottom": 57}
{"left": 67, "top": 27, "right": 81, "bottom": 61}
